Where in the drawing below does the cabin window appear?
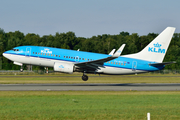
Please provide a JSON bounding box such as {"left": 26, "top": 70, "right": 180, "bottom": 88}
{"left": 33, "top": 52, "right": 34, "bottom": 54}
{"left": 35, "top": 52, "right": 37, "bottom": 54}
{"left": 85, "top": 59, "right": 87, "bottom": 61}
{"left": 56, "top": 55, "right": 58, "bottom": 57}
{"left": 71, "top": 57, "right": 73, "bottom": 59}
{"left": 64, "top": 56, "right": 65, "bottom": 58}
{"left": 82, "top": 58, "right": 84, "bottom": 60}
{"left": 41, "top": 53, "right": 42, "bottom": 55}
{"left": 119, "top": 63, "right": 121, "bottom": 65}
{"left": 59, "top": 55, "right": 60, "bottom": 57}
{"left": 116, "top": 63, "right": 118, "bottom": 65}
{"left": 79, "top": 58, "right": 81, "bottom": 60}
{"left": 111, "top": 62, "right": 113, "bottom": 64}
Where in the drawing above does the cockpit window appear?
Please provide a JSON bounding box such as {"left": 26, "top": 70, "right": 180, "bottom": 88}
{"left": 12, "top": 49, "right": 19, "bottom": 51}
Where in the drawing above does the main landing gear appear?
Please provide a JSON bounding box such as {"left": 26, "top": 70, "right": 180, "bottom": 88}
{"left": 82, "top": 73, "right": 88, "bottom": 81}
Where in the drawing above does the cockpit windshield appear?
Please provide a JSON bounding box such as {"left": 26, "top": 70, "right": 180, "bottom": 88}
{"left": 12, "top": 49, "right": 19, "bottom": 51}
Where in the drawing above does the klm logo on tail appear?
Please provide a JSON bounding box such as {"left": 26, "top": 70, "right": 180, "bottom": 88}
{"left": 148, "top": 43, "right": 165, "bottom": 54}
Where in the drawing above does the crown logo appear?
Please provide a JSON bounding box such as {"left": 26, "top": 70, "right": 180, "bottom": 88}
{"left": 153, "top": 43, "right": 161, "bottom": 48}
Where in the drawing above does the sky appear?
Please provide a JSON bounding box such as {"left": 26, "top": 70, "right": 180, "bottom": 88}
{"left": 0, "top": 0, "right": 179, "bottom": 38}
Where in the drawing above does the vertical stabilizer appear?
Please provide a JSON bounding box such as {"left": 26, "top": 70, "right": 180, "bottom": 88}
{"left": 123, "top": 27, "right": 176, "bottom": 63}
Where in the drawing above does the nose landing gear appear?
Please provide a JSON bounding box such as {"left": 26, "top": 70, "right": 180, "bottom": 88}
{"left": 20, "top": 65, "right": 23, "bottom": 72}
{"left": 20, "top": 68, "right": 23, "bottom": 72}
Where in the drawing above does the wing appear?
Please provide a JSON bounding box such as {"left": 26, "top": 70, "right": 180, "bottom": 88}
{"left": 74, "top": 56, "right": 117, "bottom": 71}
{"left": 75, "top": 44, "right": 126, "bottom": 71}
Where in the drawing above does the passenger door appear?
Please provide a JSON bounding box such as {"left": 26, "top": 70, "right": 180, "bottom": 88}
{"left": 132, "top": 61, "right": 137, "bottom": 71}
{"left": 25, "top": 47, "right": 31, "bottom": 57}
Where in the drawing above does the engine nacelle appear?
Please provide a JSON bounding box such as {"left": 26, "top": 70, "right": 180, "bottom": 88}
{"left": 54, "top": 62, "right": 74, "bottom": 74}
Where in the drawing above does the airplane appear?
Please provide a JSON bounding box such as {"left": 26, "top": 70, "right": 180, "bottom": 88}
{"left": 3, "top": 27, "right": 176, "bottom": 81}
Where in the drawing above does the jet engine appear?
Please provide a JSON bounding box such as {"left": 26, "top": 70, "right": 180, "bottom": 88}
{"left": 54, "top": 62, "right": 74, "bottom": 74}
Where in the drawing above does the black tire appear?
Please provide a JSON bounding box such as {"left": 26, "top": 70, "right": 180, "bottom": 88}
{"left": 82, "top": 75, "right": 88, "bottom": 81}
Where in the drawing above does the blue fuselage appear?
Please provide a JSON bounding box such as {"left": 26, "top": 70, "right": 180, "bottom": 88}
{"left": 3, "top": 46, "right": 164, "bottom": 74}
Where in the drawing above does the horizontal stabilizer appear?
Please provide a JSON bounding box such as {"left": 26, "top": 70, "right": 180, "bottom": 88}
{"left": 112, "top": 44, "right": 126, "bottom": 57}
{"left": 149, "top": 61, "right": 176, "bottom": 66}
{"left": 109, "top": 49, "right": 116, "bottom": 55}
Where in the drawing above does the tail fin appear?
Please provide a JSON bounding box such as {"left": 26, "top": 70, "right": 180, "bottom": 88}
{"left": 123, "top": 27, "right": 176, "bottom": 63}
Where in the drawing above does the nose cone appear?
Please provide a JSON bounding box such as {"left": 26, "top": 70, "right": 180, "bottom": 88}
{"left": 3, "top": 52, "right": 8, "bottom": 59}
{"left": 3, "top": 52, "right": 6, "bottom": 57}
{"left": 3, "top": 50, "right": 11, "bottom": 59}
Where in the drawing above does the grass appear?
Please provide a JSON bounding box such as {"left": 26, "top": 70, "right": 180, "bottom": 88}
{"left": 0, "top": 73, "right": 180, "bottom": 84}
{"left": 0, "top": 74, "right": 180, "bottom": 119}
{"left": 0, "top": 91, "right": 180, "bottom": 120}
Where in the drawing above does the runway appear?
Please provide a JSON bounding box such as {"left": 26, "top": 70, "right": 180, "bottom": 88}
{"left": 0, "top": 83, "right": 180, "bottom": 91}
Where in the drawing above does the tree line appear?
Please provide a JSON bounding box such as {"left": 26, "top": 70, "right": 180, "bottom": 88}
{"left": 0, "top": 28, "right": 180, "bottom": 70}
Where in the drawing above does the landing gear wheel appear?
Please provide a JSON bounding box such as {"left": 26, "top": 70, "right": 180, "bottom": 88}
{"left": 20, "top": 68, "right": 23, "bottom": 72}
{"left": 82, "top": 75, "right": 88, "bottom": 81}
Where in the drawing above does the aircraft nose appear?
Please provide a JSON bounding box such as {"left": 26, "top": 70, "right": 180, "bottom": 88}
{"left": 3, "top": 53, "right": 6, "bottom": 57}
{"left": 3, "top": 52, "right": 9, "bottom": 59}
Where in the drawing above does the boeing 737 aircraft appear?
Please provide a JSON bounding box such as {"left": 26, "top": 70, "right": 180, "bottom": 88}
{"left": 3, "top": 27, "right": 176, "bottom": 81}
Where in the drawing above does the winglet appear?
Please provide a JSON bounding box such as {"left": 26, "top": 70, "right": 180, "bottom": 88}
{"left": 112, "top": 44, "right": 126, "bottom": 57}
{"left": 108, "top": 49, "right": 116, "bottom": 55}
